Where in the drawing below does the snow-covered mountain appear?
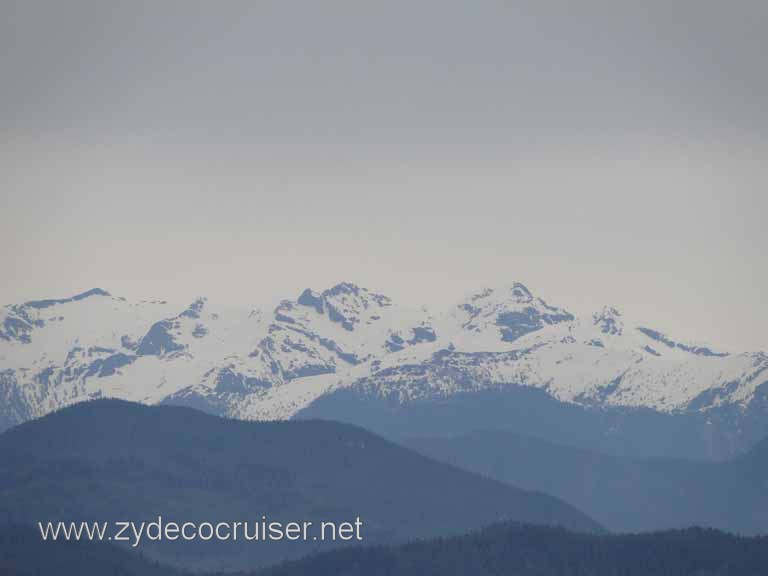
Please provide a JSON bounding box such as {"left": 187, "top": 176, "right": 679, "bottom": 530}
{"left": 2, "top": 282, "right": 766, "bottom": 457}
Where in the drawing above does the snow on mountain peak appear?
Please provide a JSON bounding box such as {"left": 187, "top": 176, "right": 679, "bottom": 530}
{"left": 636, "top": 326, "right": 729, "bottom": 358}
{"left": 1, "top": 288, "right": 115, "bottom": 345}
{"left": 465, "top": 283, "right": 533, "bottom": 305}
{"left": 455, "top": 283, "right": 574, "bottom": 343}
{"left": 2, "top": 281, "right": 765, "bottom": 437}
{"left": 235, "top": 283, "right": 428, "bottom": 394}
{"left": 288, "top": 282, "right": 392, "bottom": 331}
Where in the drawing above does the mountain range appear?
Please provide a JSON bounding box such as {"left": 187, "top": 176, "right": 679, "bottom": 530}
{"left": 2, "top": 282, "right": 767, "bottom": 458}
{"left": 406, "top": 429, "right": 768, "bottom": 535}
{"left": 0, "top": 400, "right": 599, "bottom": 570}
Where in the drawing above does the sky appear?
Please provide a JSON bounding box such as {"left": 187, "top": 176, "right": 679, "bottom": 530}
{"left": 1, "top": 0, "right": 766, "bottom": 351}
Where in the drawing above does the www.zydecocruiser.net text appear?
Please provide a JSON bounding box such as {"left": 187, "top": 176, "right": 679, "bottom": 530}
{"left": 38, "top": 516, "right": 364, "bottom": 548}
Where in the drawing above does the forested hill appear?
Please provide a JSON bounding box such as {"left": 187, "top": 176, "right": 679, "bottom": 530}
{"left": 0, "top": 526, "right": 182, "bottom": 576}
{"left": 259, "top": 522, "right": 768, "bottom": 576}
{"left": 4, "top": 522, "right": 767, "bottom": 576}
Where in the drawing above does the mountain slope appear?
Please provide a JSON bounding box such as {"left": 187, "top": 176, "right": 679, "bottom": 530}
{"left": 260, "top": 522, "right": 768, "bottom": 576}
{"left": 0, "top": 400, "right": 601, "bottom": 571}
{"left": 405, "top": 430, "right": 768, "bottom": 534}
{"left": 2, "top": 282, "right": 767, "bottom": 458}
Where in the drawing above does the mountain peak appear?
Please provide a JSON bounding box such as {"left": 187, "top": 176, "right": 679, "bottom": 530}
{"left": 311, "top": 282, "right": 392, "bottom": 309}
{"left": 180, "top": 297, "right": 207, "bottom": 319}
{"left": 457, "top": 283, "right": 573, "bottom": 342}
{"left": 593, "top": 306, "right": 623, "bottom": 336}
{"left": 466, "top": 283, "right": 535, "bottom": 305}
{"left": 508, "top": 282, "right": 534, "bottom": 302}
{"left": 77, "top": 287, "right": 111, "bottom": 298}
{"left": 22, "top": 287, "right": 111, "bottom": 310}
{"left": 324, "top": 281, "right": 363, "bottom": 297}
{"left": 297, "top": 288, "right": 324, "bottom": 313}
{"left": 280, "top": 283, "right": 393, "bottom": 332}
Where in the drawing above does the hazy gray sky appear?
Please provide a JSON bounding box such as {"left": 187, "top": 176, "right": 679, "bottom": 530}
{"left": 1, "top": 1, "right": 766, "bottom": 351}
